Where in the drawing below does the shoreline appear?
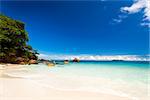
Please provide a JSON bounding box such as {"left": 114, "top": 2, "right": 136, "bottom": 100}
{"left": 0, "top": 64, "right": 148, "bottom": 100}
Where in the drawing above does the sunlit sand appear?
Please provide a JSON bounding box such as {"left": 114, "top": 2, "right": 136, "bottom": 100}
{"left": 0, "top": 63, "right": 149, "bottom": 100}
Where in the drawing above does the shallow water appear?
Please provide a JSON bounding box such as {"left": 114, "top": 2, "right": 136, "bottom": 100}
{"left": 4, "top": 61, "right": 150, "bottom": 100}
{"left": 49, "top": 61, "right": 149, "bottom": 83}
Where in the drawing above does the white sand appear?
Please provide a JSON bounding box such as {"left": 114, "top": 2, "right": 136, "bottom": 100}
{"left": 0, "top": 78, "right": 130, "bottom": 100}
{"left": 0, "top": 64, "right": 147, "bottom": 100}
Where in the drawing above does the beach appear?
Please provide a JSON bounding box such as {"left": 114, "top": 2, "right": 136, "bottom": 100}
{"left": 0, "top": 79, "right": 130, "bottom": 100}
{"left": 1, "top": 1, "right": 149, "bottom": 100}
{"left": 0, "top": 62, "right": 149, "bottom": 100}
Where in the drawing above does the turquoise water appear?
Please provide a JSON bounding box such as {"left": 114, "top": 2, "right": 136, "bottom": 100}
{"left": 48, "top": 61, "right": 149, "bottom": 83}
{"left": 14, "top": 61, "right": 149, "bottom": 100}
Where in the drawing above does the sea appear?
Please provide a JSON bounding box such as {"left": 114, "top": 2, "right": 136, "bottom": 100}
{"left": 5, "top": 61, "right": 150, "bottom": 100}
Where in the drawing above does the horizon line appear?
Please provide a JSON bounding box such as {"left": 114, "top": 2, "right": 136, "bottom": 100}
{"left": 38, "top": 53, "right": 150, "bottom": 61}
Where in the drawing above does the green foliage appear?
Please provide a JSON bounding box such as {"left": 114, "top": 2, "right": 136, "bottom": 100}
{"left": 0, "top": 14, "right": 38, "bottom": 63}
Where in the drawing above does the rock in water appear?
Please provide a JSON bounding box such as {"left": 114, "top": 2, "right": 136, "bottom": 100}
{"left": 73, "top": 58, "right": 80, "bottom": 62}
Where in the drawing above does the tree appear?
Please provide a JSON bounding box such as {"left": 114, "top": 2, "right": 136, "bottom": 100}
{"left": 0, "top": 14, "right": 38, "bottom": 63}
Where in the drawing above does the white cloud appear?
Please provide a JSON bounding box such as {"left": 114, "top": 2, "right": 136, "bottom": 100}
{"left": 112, "top": 15, "right": 128, "bottom": 24}
{"left": 112, "top": 14, "right": 127, "bottom": 24}
{"left": 121, "top": 0, "right": 145, "bottom": 14}
{"left": 38, "top": 54, "right": 50, "bottom": 60}
{"left": 144, "top": 0, "right": 150, "bottom": 21}
{"left": 120, "top": 0, "right": 150, "bottom": 27}
{"left": 113, "top": 19, "right": 122, "bottom": 23}
{"left": 38, "top": 54, "right": 149, "bottom": 61}
{"left": 141, "top": 22, "right": 150, "bottom": 27}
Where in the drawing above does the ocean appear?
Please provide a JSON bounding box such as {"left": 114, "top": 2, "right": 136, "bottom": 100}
{"left": 5, "top": 61, "right": 150, "bottom": 100}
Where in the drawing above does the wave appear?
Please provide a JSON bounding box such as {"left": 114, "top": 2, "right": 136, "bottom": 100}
{"left": 3, "top": 70, "right": 138, "bottom": 100}
{"left": 27, "top": 75, "right": 139, "bottom": 100}
{"left": 2, "top": 64, "right": 146, "bottom": 100}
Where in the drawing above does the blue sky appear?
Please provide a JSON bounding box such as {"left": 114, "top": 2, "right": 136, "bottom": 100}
{"left": 1, "top": 0, "right": 149, "bottom": 55}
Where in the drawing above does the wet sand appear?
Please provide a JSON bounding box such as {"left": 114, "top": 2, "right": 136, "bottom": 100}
{"left": 0, "top": 64, "right": 145, "bottom": 100}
